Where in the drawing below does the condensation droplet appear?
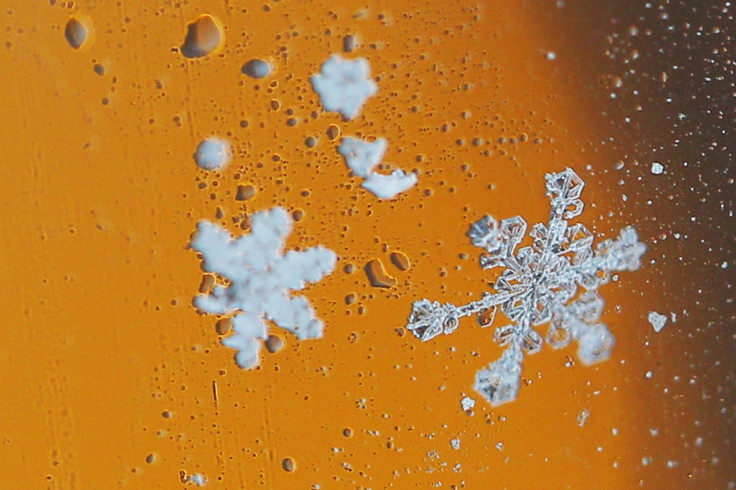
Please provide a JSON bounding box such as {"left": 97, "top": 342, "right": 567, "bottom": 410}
{"left": 264, "top": 334, "right": 284, "bottom": 354}
{"left": 215, "top": 318, "right": 232, "bottom": 335}
{"left": 390, "top": 251, "right": 410, "bottom": 271}
{"left": 241, "top": 58, "right": 273, "bottom": 79}
{"left": 65, "top": 16, "right": 89, "bottom": 49}
{"left": 236, "top": 184, "right": 256, "bottom": 201}
{"left": 281, "top": 457, "right": 296, "bottom": 472}
{"left": 343, "top": 34, "right": 356, "bottom": 53}
{"left": 181, "top": 14, "right": 223, "bottom": 58}
{"left": 326, "top": 124, "right": 340, "bottom": 140}
{"left": 199, "top": 273, "right": 215, "bottom": 293}
{"left": 365, "top": 259, "right": 396, "bottom": 288}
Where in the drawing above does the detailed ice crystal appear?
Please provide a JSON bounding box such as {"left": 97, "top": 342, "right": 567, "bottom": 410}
{"left": 191, "top": 207, "right": 337, "bottom": 368}
{"left": 405, "top": 169, "right": 646, "bottom": 406}
{"left": 310, "top": 54, "right": 378, "bottom": 120}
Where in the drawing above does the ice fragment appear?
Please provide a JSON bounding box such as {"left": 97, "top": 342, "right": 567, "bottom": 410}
{"left": 648, "top": 311, "right": 667, "bottom": 332}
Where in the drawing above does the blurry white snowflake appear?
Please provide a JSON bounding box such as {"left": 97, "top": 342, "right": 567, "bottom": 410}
{"left": 406, "top": 168, "right": 646, "bottom": 405}
{"left": 338, "top": 136, "right": 418, "bottom": 199}
{"left": 311, "top": 54, "right": 378, "bottom": 120}
{"left": 191, "top": 207, "right": 337, "bottom": 368}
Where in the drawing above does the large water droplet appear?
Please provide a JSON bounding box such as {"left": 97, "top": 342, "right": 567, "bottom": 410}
{"left": 65, "top": 17, "right": 89, "bottom": 49}
{"left": 181, "top": 14, "right": 223, "bottom": 58}
{"left": 241, "top": 59, "right": 272, "bottom": 79}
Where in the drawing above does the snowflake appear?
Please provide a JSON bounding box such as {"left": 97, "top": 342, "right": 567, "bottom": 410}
{"left": 191, "top": 207, "right": 337, "bottom": 368}
{"left": 405, "top": 168, "right": 646, "bottom": 405}
{"left": 310, "top": 54, "right": 378, "bottom": 120}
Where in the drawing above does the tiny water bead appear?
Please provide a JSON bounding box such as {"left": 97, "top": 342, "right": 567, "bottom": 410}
{"left": 241, "top": 59, "right": 273, "bottom": 79}
{"left": 194, "top": 138, "right": 231, "bottom": 171}
{"left": 180, "top": 14, "right": 223, "bottom": 58}
{"left": 64, "top": 16, "right": 89, "bottom": 49}
{"left": 281, "top": 457, "right": 296, "bottom": 472}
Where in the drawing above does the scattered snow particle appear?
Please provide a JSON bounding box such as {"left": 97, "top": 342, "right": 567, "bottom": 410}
{"left": 645, "top": 371, "right": 653, "bottom": 379}
{"left": 450, "top": 438, "right": 461, "bottom": 450}
{"left": 311, "top": 54, "right": 377, "bottom": 119}
{"left": 460, "top": 396, "right": 476, "bottom": 411}
{"left": 577, "top": 408, "right": 591, "bottom": 427}
{"left": 339, "top": 137, "right": 387, "bottom": 177}
{"left": 338, "top": 136, "right": 417, "bottom": 199}
{"left": 648, "top": 311, "right": 667, "bottom": 332}
{"left": 651, "top": 162, "right": 664, "bottom": 175}
{"left": 189, "top": 473, "right": 206, "bottom": 486}
{"left": 362, "top": 170, "right": 418, "bottom": 199}
{"left": 190, "top": 207, "right": 337, "bottom": 368}
{"left": 194, "top": 138, "right": 231, "bottom": 171}
{"left": 546, "top": 51, "right": 557, "bottom": 60}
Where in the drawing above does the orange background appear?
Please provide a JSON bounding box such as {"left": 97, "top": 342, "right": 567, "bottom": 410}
{"left": 0, "top": 0, "right": 732, "bottom": 488}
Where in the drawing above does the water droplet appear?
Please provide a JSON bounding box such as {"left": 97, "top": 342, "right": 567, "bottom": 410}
{"left": 199, "top": 274, "right": 215, "bottom": 293}
{"left": 365, "top": 259, "right": 396, "bottom": 288}
{"left": 194, "top": 138, "right": 231, "bottom": 171}
{"left": 236, "top": 184, "right": 256, "bottom": 201}
{"left": 181, "top": 14, "right": 223, "bottom": 58}
{"left": 241, "top": 58, "right": 273, "bottom": 79}
{"left": 215, "top": 318, "right": 232, "bottom": 335}
{"left": 389, "top": 251, "right": 410, "bottom": 271}
{"left": 326, "top": 124, "right": 340, "bottom": 140}
{"left": 65, "top": 16, "right": 89, "bottom": 49}
{"left": 282, "top": 457, "right": 296, "bottom": 472}
{"left": 264, "top": 334, "right": 284, "bottom": 353}
{"left": 343, "top": 34, "right": 356, "bottom": 53}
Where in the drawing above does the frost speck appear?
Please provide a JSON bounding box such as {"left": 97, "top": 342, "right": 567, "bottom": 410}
{"left": 311, "top": 54, "right": 378, "bottom": 120}
{"left": 189, "top": 473, "right": 206, "bottom": 486}
{"left": 450, "top": 438, "right": 461, "bottom": 450}
{"left": 648, "top": 311, "right": 667, "bottom": 332}
{"left": 405, "top": 168, "right": 646, "bottom": 405}
{"left": 651, "top": 161, "right": 664, "bottom": 175}
{"left": 460, "top": 396, "right": 476, "bottom": 411}
{"left": 577, "top": 408, "right": 591, "bottom": 427}
{"left": 191, "top": 207, "right": 337, "bottom": 368}
{"left": 338, "top": 136, "right": 417, "bottom": 199}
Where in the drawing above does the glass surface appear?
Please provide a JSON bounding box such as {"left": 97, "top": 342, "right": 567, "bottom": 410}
{"left": 0, "top": 1, "right": 733, "bottom": 488}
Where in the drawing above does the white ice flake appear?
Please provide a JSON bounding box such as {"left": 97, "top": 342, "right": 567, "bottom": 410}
{"left": 339, "top": 136, "right": 387, "bottom": 177}
{"left": 648, "top": 311, "right": 667, "bottom": 332}
{"left": 338, "top": 136, "right": 417, "bottom": 199}
{"left": 405, "top": 169, "right": 646, "bottom": 406}
{"left": 191, "top": 207, "right": 337, "bottom": 368}
{"left": 460, "top": 396, "right": 476, "bottom": 411}
{"left": 362, "top": 170, "right": 418, "bottom": 199}
{"left": 311, "top": 54, "right": 378, "bottom": 120}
